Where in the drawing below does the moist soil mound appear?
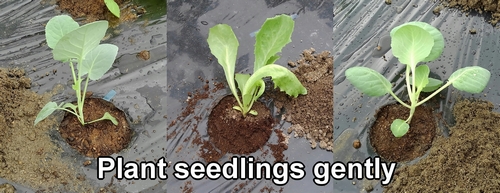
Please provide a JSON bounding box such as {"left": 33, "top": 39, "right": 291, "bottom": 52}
{"left": 0, "top": 68, "right": 92, "bottom": 192}
{"left": 370, "top": 103, "right": 436, "bottom": 162}
{"left": 438, "top": 0, "right": 500, "bottom": 25}
{"left": 206, "top": 96, "right": 274, "bottom": 155}
{"left": 55, "top": 0, "right": 141, "bottom": 25}
{"left": 385, "top": 99, "right": 500, "bottom": 192}
{"left": 270, "top": 49, "right": 333, "bottom": 151}
{"left": 59, "top": 97, "right": 132, "bottom": 157}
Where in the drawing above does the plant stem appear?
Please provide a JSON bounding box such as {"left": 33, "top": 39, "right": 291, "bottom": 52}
{"left": 388, "top": 91, "right": 411, "bottom": 108}
{"left": 416, "top": 80, "right": 453, "bottom": 106}
{"left": 69, "top": 61, "right": 85, "bottom": 125}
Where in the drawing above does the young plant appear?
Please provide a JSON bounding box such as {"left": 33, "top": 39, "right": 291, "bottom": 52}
{"left": 34, "top": 15, "right": 119, "bottom": 126}
{"left": 104, "top": 0, "right": 120, "bottom": 18}
{"left": 345, "top": 21, "right": 491, "bottom": 137}
{"left": 207, "top": 14, "right": 307, "bottom": 117}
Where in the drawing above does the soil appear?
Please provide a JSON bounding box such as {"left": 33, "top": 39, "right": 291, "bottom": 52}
{"left": 0, "top": 68, "right": 93, "bottom": 192}
{"left": 437, "top": 0, "right": 500, "bottom": 25}
{"left": 270, "top": 49, "right": 334, "bottom": 151}
{"left": 206, "top": 96, "right": 274, "bottom": 155}
{"left": 385, "top": 99, "right": 500, "bottom": 192}
{"left": 59, "top": 97, "right": 132, "bottom": 158}
{"left": 53, "top": 0, "right": 142, "bottom": 25}
{"left": 370, "top": 103, "right": 437, "bottom": 162}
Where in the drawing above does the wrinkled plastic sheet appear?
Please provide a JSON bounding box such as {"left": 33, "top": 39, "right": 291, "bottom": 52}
{"left": 334, "top": 0, "right": 500, "bottom": 192}
{"left": 167, "top": 0, "right": 333, "bottom": 192}
{"left": 0, "top": 0, "right": 166, "bottom": 192}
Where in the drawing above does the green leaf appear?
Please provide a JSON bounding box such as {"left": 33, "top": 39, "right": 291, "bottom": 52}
{"left": 104, "top": 0, "right": 121, "bottom": 18}
{"left": 390, "top": 119, "right": 409, "bottom": 137}
{"left": 449, "top": 66, "right": 491, "bottom": 93}
{"left": 242, "top": 79, "right": 265, "bottom": 111}
{"left": 207, "top": 24, "right": 241, "bottom": 107}
{"left": 422, "top": 78, "right": 443, "bottom": 92}
{"left": 53, "top": 21, "right": 109, "bottom": 62}
{"left": 345, "top": 67, "right": 392, "bottom": 97}
{"left": 254, "top": 14, "right": 294, "bottom": 71}
{"left": 390, "top": 24, "right": 435, "bottom": 67}
{"left": 45, "top": 15, "right": 79, "bottom": 49}
{"left": 413, "top": 65, "right": 430, "bottom": 89}
{"left": 266, "top": 55, "right": 280, "bottom": 65}
{"left": 391, "top": 22, "right": 444, "bottom": 62}
{"left": 87, "top": 112, "right": 118, "bottom": 125}
{"left": 244, "top": 64, "right": 306, "bottom": 100}
{"left": 235, "top": 73, "right": 250, "bottom": 94}
{"left": 80, "top": 44, "right": 119, "bottom": 80}
{"left": 34, "top": 102, "right": 59, "bottom": 125}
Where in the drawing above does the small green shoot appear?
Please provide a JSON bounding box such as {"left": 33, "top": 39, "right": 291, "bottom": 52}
{"left": 34, "top": 15, "right": 119, "bottom": 126}
{"left": 104, "top": 0, "right": 120, "bottom": 18}
{"left": 207, "top": 14, "right": 307, "bottom": 117}
{"left": 345, "top": 21, "right": 491, "bottom": 137}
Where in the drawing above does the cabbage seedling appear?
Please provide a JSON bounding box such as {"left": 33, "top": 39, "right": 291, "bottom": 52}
{"left": 104, "top": 0, "right": 120, "bottom": 18}
{"left": 207, "top": 14, "right": 307, "bottom": 116}
{"left": 345, "top": 21, "right": 491, "bottom": 137}
{"left": 34, "top": 15, "right": 119, "bottom": 126}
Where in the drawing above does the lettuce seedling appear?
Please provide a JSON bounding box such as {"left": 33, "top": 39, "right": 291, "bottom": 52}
{"left": 104, "top": 0, "right": 120, "bottom": 18}
{"left": 207, "top": 14, "right": 307, "bottom": 116}
{"left": 345, "top": 21, "right": 491, "bottom": 137}
{"left": 34, "top": 15, "right": 119, "bottom": 126}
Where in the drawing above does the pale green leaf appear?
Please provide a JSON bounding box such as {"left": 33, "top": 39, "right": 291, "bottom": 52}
{"left": 254, "top": 14, "right": 294, "bottom": 71}
{"left": 104, "top": 0, "right": 121, "bottom": 18}
{"left": 87, "top": 112, "right": 118, "bottom": 125}
{"left": 244, "top": 64, "right": 306, "bottom": 100}
{"left": 45, "top": 15, "right": 79, "bottom": 49}
{"left": 391, "top": 22, "right": 444, "bottom": 62}
{"left": 80, "top": 44, "right": 118, "bottom": 80}
{"left": 413, "top": 65, "right": 430, "bottom": 89}
{"left": 207, "top": 24, "right": 241, "bottom": 106}
{"left": 391, "top": 119, "right": 409, "bottom": 137}
{"left": 449, "top": 66, "right": 491, "bottom": 93}
{"left": 53, "top": 21, "right": 109, "bottom": 62}
{"left": 422, "top": 78, "right": 443, "bottom": 92}
{"left": 345, "top": 67, "right": 392, "bottom": 97}
{"left": 235, "top": 73, "right": 250, "bottom": 94}
{"left": 391, "top": 25, "right": 434, "bottom": 67}
{"left": 34, "top": 102, "right": 58, "bottom": 125}
{"left": 242, "top": 79, "right": 265, "bottom": 110}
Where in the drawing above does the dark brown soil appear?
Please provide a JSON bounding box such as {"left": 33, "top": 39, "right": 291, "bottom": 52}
{"left": 438, "top": 0, "right": 500, "bottom": 25}
{"left": 54, "top": 0, "right": 141, "bottom": 25}
{"left": 207, "top": 96, "right": 274, "bottom": 154}
{"left": 59, "top": 97, "right": 132, "bottom": 157}
{"left": 0, "top": 68, "right": 93, "bottom": 192}
{"left": 271, "top": 49, "right": 333, "bottom": 151}
{"left": 385, "top": 99, "right": 500, "bottom": 192}
{"left": 370, "top": 103, "right": 436, "bottom": 162}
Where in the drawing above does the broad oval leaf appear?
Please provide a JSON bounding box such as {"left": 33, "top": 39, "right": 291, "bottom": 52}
{"left": 80, "top": 44, "right": 119, "bottom": 80}
{"left": 34, "top": 102, "right": 59, "bottom": 125}
{"left": 391, "top": 22, "right": 444, "bottom": 62}
{"left": 422, "top": 77, "right": 443, "bottom": 92}
{"left": 449, "top": 66, "right": 491, "bottom": 93}
{"left": 390, "top": 25, "right": 434, "bottom": 67}
{"left": 254, "top": 14, "right": 294, "bottom": 71}
{"left": 207, "top": 24, "right": 241, "bottom": 105}
{"left": 345, "top": 67, "right": 392, "bottom": 97}
{"left": 390, "top": 119, "right": 409, "bottom": 138}
{"left": 413, "top": 65, "right": 430, "bottom": 89}
{"left": 45, "top": 15, "right": 79, "bottom": 49}
{"left": 53, "top": 21, "right": 109, "bottom": 62}
{"left": 104, "top": 0, "right": 121, "bottom": 18}
{"left": 244, "top": 64, "right": 306, "bottom": 100}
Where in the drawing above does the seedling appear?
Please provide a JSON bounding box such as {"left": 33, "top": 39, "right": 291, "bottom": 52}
{"left": 207, "top": 14, "right": 307, "bottom": 117}
{"left": 345, "top": 21, "right": 491, "bottom": 137}
{"left": 104, "top": 0, "right": 120, "bottom": 18}
{"left": 34, "top": 15, "right": 119, "bottom": 126}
